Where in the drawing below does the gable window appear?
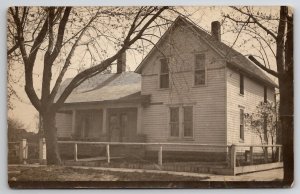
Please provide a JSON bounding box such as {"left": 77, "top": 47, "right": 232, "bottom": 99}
{"left": 183, "top": 106, "right": 193, "bottom": 137}
{"left": 170, "top": 107, "right": 179, "bottom": 137}
{"left": 240, "top": 109, "right": 244, "bottom": 141}
{"left": 264, "top": 86, "right": 267, "bottom": 103}
{"left": 240, "top": 74, "right": 244, "bottom": 95}
{"left": 194, "top": 54, "right": 206, "bottom": 85}
{"left": 160, "top": 58, "right": 169, "bottom": 88}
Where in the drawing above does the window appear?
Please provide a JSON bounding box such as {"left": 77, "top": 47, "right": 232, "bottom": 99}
{"left": 170, "top": 107, "right": 179, "bottom": 137}
{"left": 240, "top": 109, "right": 244, "bottom": 141}
{"left": 194, "top": 54, "right": 206, "bottom": 85}
{"left": 160, "top": 58, "right": 169, "bottom": 88}
{"left": 264, "top": 86, "right": 267, "bottom": 103}
{"left": 240, "top": 74, "right": 244, "bottom": 95}
{"left": 183, "top": 106, "right": 193, "bottom": 137}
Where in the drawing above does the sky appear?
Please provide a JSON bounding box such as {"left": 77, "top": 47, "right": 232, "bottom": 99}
{"left": 7, "top": 6, "right": 282, "bottom": 133}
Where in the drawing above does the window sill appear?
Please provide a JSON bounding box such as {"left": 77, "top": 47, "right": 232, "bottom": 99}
{"left": 239, "top": 93, "right": 244, "bottom": 97}
{"left": 167, "top": 137, "right": 195, "bottom": 142}
{"left": 239, "top": 139, "right": 244, "bottom": 143}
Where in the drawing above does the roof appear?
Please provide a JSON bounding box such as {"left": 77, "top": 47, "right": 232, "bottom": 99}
{"left": 135, "top": 16, "right": 278, "bottom": 88}
{"left": 56, "top": 72, "right": 141, "bottom": 104}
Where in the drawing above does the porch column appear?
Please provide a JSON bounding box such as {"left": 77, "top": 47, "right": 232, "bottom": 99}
{"left": 71, "top": 110, "right": 77, "bottom": 136}
{"left": 102, "top": 108, "right": 107, "bottom": 134}
{"left": 137, "top": 105, "right": 143, "bottom": 134}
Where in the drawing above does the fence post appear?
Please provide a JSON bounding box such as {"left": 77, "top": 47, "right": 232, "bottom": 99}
{"left": 158, "top": 145, "right": 163, "bottom": 166}
{"left": 264, "top": 147, "right": 268, "bottom": 163}
{"left": 250, "top": 146, "right": 253, "bottom": 165}
{"left": 230, "top": 144, "right": 236, "bottom": 175}
{"left": 74, "top": 143, "right": 78, "bottom": 161}
{"left": 39, "top": 138, "right": 47, "bottom": 164}
{"left": 106, "top": 144, "right": 110, "bottom": 164}
{"left": 278, "top": 146, "right": 281, "bottom": 162}
{"left": 19, "top": 139, "right": 27, "bottom": 164}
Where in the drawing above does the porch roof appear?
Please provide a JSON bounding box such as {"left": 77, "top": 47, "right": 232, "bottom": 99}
{"left": 56, "top": 72, "right": 142, "bottom": 104}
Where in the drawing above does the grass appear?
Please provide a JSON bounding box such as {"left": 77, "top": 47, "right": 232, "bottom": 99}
{"left": 8, "top": 165, "right": 209, "bottom": 181}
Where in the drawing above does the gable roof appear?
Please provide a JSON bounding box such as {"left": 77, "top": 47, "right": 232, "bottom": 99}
{"left": 55, "top": 71, "right": 141, "bottom": 104}
{"left": 135, "top": 16, "right": 277, "bottom": 88}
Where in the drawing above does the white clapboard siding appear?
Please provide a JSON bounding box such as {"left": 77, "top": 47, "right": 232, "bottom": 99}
{"left": 226, "top": 67, "right": 276, "bottom": 148}
{"left": 140, "top": 22, "right": 227, "bottom": 152}
{"left": 56, "top": 113, "right": 72, "bottom": 137}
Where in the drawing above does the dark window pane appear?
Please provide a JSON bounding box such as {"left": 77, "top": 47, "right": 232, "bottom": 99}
{"left": 160, "top": 58, "right": 169, "bottom": 73}
{"left": 170, "top": 107, "right": 179, "bottom": 137}
{"left": 183, "top": 106, "right": 193, "bottom": 137}
{"left": 195, "top": 70, "right": 205, "bottom": 85}
{"left": 184, "top": 122, "right": 193, "bottom": 137}
{"left": 240, "top": 109, "right": 244, "bottom": 140}
{"left": 240, "top": 74, "right": 244, "bottom": 95}
{"left": 160, "top": 74, "right": 169, "bottom": 88}
{"left": 195, "top": 54, "right": 205, "bottom": 70}
{"left": 170, "top": 107, "right": 179, "bottom": 122}
{"left": 170, "top": 123, "right": 179, "bottom": 137}
{"left": 240, "top": 125, "right": 244, "bottom": 140}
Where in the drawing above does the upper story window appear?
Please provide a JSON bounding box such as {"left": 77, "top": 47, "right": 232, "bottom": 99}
{"left": 240, "top": 73, "right": 244, "bottom": 95}
{"left": 264, "top": 86, "right": 267, "bottom": 102}
{"left": 159, "top": 58, "right": 169, "bottom": 88}
{"left": 194, "top": 54, "right": 206, "bottom": 85}
{"left": 240, "top": 109, "right": 244, "bottom": 141}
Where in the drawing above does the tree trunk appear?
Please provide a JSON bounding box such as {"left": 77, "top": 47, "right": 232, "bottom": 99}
{"left": 42, "top": 111, "right": 61, "bottom": 165}
{"left": 281, "top": 13, "right": 294, "bottom": 184}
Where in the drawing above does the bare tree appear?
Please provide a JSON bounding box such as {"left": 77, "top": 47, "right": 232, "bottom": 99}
{"left": 8, "top": 6, "right": 171, "bottom": 164}
{"left": 224, "top": 6, "right": 293, "bottom": 183}
{"left": 245, "top": 101, "right": 278, "bottom": 160}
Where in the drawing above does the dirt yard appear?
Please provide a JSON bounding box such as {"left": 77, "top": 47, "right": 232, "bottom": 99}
{"left": 8, "top": 165, "right": 210, "bottom": 181}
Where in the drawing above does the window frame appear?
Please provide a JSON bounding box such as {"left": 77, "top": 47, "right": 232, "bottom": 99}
{"left": 183, "top": 106, "right": 194, "bottom": 138}
{"left": 194, "top": 53, "right": 207, "bottom": 86}
{"left": 239, "top": 109, "right": 245, "bottom": 141}
{"left": 240, "top": 73, "right": 244, "bottom": 95}
{"left": 169, "top": 107, "right": 180, "bottom": 137}
{"left": 159, "top": 57, "right": 170, "bottom": 89}
{"left": 168, "top": 105, "right": 194, "bottom": 140}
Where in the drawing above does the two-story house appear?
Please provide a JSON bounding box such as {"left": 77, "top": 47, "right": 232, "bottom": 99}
{"left": 55, "top": 16, "right": 277, "bottom": 157}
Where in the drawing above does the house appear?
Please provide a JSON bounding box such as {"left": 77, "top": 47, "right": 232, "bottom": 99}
{"left": 55, "top": 55, "right": 148, "bottom": 143}
{"left": 55, "top": 16, "right": 277, "bottom": 158}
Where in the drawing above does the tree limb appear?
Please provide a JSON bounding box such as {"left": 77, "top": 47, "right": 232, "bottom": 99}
{"left": 248, "top": 55, "right": 278, "bottom": 77}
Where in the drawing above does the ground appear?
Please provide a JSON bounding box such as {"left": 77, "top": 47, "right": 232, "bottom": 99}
{"left": 8, "top": 165, "right": 283, "bottom": 182}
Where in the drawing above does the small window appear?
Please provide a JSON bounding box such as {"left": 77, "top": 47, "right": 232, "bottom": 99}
{"left": 240, "top": 74, "right": 244, "bottom": 95}
{"left": 183, "top": 106, "right": 193, "bottom": 137}
{"left": 240, "top": 109, "right": 244, "bottom": 140}
{"left": 170, "top": 107, "right": 179, "bottom": 137}
{"left": 264, "top": 86, "right": 267, "bottom": 103}
{"left": 194, "top": 54, "right": 206, "bottom": 85}
{"left": 160, "top": 58, "right": 169, "bottom": 88}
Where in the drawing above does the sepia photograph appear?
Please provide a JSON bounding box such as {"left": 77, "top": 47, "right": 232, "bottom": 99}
{"left": 5, "top": 4, "right": 294, "bottom": 189}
